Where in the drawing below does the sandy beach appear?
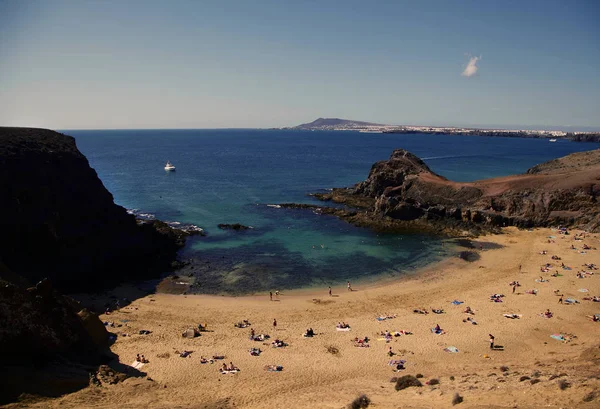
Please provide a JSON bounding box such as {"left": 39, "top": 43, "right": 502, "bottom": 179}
{"left": 10, "top": 227, "right": 600, "bottom": 409}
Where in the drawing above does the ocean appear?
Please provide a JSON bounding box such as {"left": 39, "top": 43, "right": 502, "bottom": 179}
{"left": 67, "top": 129, "right": 600, "bottom": 294}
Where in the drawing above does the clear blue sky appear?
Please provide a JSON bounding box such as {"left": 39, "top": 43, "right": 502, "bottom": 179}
{"left": 1, "top": 0, "right": 599, "bottom": 130}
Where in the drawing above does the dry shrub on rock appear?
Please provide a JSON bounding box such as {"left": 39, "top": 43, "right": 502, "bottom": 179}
{"left": 395, "top": 375, "right": 422, "bottom": 391}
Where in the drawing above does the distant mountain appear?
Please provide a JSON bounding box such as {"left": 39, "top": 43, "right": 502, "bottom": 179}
{"left": 294, "top": 118, "right": 385, "bottom": 130}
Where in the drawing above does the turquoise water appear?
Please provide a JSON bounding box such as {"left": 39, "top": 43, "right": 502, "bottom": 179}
{"left": 68, "top": 129, "right": 600, "bottom": 293}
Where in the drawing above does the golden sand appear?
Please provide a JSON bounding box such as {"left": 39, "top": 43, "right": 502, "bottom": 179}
{"left": 12, "top": 227, "right": 600, "bottom": 408}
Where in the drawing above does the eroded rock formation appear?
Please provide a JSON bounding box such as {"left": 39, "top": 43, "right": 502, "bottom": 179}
{"left": 311, "top": 148, "right": 600, "bottom": 234}
{"left": 0, "top": 127, "right": 185, "bottom": 292}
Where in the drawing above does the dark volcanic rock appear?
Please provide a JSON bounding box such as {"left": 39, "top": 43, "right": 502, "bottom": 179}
{"left": 0, "top": 278, "right": 111, "bottom": 402}
{"left": 0, "top": 127, "right": 184, "bottom": 292}
{"left": 308, "top": 148, "right": 600, "bottom": 235}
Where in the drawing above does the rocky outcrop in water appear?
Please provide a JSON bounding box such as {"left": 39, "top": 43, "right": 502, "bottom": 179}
{"left": 0, "top": 127, "right": 186, "bottom": 292}
{"left": 218, "top": 223, "right": 252, "bottom": 231}
{"left": 309, "top": 148, "right": 600, "bottom": 235}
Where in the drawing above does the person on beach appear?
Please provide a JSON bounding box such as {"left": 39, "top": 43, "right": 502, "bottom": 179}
{"left": 328, "top": 286, "right": 332, "bottom": 296}
{"left": 489, "top": 334, "right": 495, "bottom": 350}
{"left": 273, "top": 318, "right": 277, "bottom": 329}
{"left": 558, "top": 296, "right": 563, "bottom": 304}
{"left": 269, "top": 291, "right": 273, "bottom": 301}
{"left": 347, "top": 281, "right": 352, "bottom": 291}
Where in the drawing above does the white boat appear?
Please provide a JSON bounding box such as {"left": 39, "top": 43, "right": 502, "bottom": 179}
{"left": 164, "top": 161, "right": 176, "bottom": 171}
{"left": 549, "top": 139, "right": 557, "bottom": 142}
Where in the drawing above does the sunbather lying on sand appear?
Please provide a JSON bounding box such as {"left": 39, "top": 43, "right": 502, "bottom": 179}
{"left": 176, "top": 350, "right": 193, "bottom": 358}
{"left": 413, "top": 308, "right": 428, "bottom": 314}
{"left": 249, "top": 348, "right": 261, "bottom": 356}
{"left": 526, "top": 289, "right": 538, "bottom": 295}
{"left": 376, "top": 314, "right": 397, "bottom": 321}
{"left": 464, "top": 306, "right": 475, "bottom": 315}
{"left": 353, "top": 337, "right": 370, "bottom": 347}
{"left": 265, "top": 365, "right": 283, "bottom": 372}
{"left": 503, "top": 314, "right": 522, "bottom": 319}
{"left": 462, "top": 317, "right": 477, "bottom": 325}
{"left": 431, "top": 307, "right": 445, "bottom": 314}
{"left": 271, "top": 339, "right": 287, "bottom": 348}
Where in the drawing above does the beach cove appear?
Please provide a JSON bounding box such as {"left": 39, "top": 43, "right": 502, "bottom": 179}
{"left": 14, "top": 227, "right": 599, "bottom": 409}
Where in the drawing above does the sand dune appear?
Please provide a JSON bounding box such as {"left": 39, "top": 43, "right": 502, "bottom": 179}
{"left": 8, "top": 227, "right": 600, "bottom": 409}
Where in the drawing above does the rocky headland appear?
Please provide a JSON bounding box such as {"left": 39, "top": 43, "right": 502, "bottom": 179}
{"left": 286, "top": 148, "right": 600, "bottom": 235}
{"left": 0, "top": 127, "right": 194, "bottom": 403}
{"left": 0, "top": 127, "right": 192, "bottom": 293}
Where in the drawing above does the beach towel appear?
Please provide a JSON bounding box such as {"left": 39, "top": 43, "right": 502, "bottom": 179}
{"left": 562, "top": 266, "right": 572, "bottom": 270}
{"left": 578, "top": 288, "right": 589, "bottom": 292}
{"left": 550, "top": 334, "right": 564, "bottom": 341}
{"left": 564, "top": 298, "right": 579, "bottom": 304}
{"left": 388, "top": 360, "right": 406, "bottom": 366}
{"left": 336, "top": 327, "right": 351, "bottom": 331}
{"left": 431, "top": 328, "right": 445, "bottom": 335}
{"left": 444, "top": 346, "right": 459, "bottom": 353}
{"left": 131, "top": 361, "right": 145, "bottom": 369}
{"left": 451, "top": 300, "right": 464, "bottom": 305}
{"left": 535, "top": 279, "right": 549, "bottom": 283}
{"left": 219, "top": 369, "right": 239, "bottom": 374}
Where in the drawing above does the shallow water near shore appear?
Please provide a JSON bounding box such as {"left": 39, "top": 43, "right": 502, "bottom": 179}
{"left": 68, "top": 129, "right": 600, "bottom": 293}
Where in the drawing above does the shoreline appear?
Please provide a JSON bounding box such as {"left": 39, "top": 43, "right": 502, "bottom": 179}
{"left": 23, "top": 226, "right": 600, "bottom": 409}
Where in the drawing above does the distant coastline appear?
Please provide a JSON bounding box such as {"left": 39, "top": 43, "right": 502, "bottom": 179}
{"left": 288, "top": 117, "right": 600, "bottom": 142}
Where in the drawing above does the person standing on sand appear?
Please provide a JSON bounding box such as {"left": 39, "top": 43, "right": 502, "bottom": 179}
{"left": 489, "top": 334, "right": 495, "bottom": 350}
{"left": 328, "top": 286, "right": 332, "bottom": 296}
{"left": 347, "top": 281, "right": 352, "bottom": 291}
{"left": 273, "top": 318, "right": 277, "bottom": 329}
{"left": 269, "top": 291, "right": 273, "bottom": 301}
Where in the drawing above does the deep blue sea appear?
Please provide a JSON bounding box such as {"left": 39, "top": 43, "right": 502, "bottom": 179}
{"left": 67, "top": 129, "right": 600, "bottom": 293}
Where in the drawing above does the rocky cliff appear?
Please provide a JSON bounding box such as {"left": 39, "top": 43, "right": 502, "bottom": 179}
{"left": 312, "top": 149, "right": 600, "bottom": 234}
{"left": 0, "top": 276, "right": 111, "bottom": 403}
{"left": 0, "top": 127, "right": 184, "bottom": 292}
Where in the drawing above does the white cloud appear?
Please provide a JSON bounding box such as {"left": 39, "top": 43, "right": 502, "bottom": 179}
{"left": 462, "top": 55, "right": 481, "bottom": 77}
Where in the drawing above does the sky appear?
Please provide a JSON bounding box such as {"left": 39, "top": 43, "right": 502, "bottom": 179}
{"left": 1, "top": 0, "right": 599, "bottom": 130}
